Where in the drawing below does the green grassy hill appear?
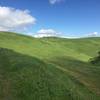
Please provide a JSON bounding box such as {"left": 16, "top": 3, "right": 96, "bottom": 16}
{"left": 0, "top": 32, "right": 100, "bottom": 100}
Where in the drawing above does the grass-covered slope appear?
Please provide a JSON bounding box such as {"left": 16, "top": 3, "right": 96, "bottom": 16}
{"left": 0, "top": 32, "right": 100, "bottom": 61}
{"left": 0, "top": 32, "right": 100, "bottom": 100}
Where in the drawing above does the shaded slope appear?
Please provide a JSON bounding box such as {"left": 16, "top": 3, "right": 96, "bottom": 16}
{"left": 48, "top": 56, "right": 100, "bottom": 95}
{"left": 0, "top": 48, "right": 73, "bottom": 100}
{"left": 0, "top": 48, "right": 100, "bottom": 100}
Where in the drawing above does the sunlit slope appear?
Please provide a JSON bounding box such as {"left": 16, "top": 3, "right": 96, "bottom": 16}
{"left": 0, "top": 32, "right": 100, "bottom": 100}
{"left": 0, "top": 32, "right": 100, "bottom": 61}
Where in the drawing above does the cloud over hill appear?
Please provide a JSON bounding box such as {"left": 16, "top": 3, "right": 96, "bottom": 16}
{"left": 34, "top": 29, "right": 61, "bottom": 38}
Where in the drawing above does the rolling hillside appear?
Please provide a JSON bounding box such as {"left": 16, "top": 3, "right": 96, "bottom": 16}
{"left": 0, "top": 32, "right": 100, "bottom": 100}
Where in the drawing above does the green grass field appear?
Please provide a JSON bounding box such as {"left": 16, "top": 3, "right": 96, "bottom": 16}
{"left": 0, "top": 32, "right": 100, "bottom": 100}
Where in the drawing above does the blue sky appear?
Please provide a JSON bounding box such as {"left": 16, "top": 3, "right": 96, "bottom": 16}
{"left": 0, "top": 0, "right": 100, "bottom": 37}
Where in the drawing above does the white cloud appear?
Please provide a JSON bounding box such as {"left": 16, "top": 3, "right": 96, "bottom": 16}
{"left": 88, "top": 32, "right": 99, "bottom": 37}
{"left": 0, "top": 6, "right": 36, "bottom": 31}
{"left": 34, "top": 29, "right": 82, "bottom": 38}
{"left": 49, "top": 0, "right": 64, "bottom": 4}
{"left": 34, "top": 29, "right": 61, "bottom": 38}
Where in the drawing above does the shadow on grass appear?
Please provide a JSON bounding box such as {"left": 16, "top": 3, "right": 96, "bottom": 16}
{"left": 0, "top": 48, "right": 100, "bottom": 100}
{"left": 0, "top": 48, "right": 75, "bottom": 100}
{"left": 48, "top": 56, "right": 100, "bottom": 95}
{"left": 0, "top": 47, "right": 46, "bottom": 73}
